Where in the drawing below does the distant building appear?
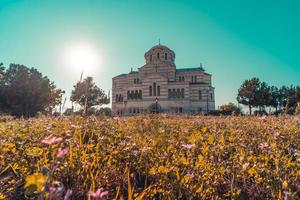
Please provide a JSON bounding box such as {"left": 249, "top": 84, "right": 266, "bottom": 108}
{"left": 112, "top": 44, "right": 215, "bottom": 115}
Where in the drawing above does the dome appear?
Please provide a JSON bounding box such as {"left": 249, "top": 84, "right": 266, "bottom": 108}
{"left": 144, "top": 44, "right": 175, "bottom": 64}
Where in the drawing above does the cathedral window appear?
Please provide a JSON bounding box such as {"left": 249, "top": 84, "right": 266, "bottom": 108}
{"left": 177, "top": 88, "right": 180, "bottom": 98}
{"left": 149, "top": 86, "right": 152, "bottom": 96}
{"left": 157, "top": 85, "right": 160, "bottom": 96}
{"left": 153, "top": 82, "right": 156, "bottom": 96}
{"left": 165, "top": 53, "right": 167, "bottom": 60}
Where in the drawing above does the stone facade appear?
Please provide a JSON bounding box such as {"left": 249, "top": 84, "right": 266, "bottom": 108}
{"left": 112, "top": 44, "right": 215, "bottom": 115}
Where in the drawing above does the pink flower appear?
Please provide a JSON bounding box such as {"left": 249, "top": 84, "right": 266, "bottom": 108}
{"left": 42, "top": 136, "right": 63, "bottom": 145}
{"left": 88, "top": 188, "right": 109, "bottom": 198}
{"left": 259, "top": 142, "right": 268, "bottom": 149}
{"left": 57, "top": 148, "right": 69, "bottom": 158}
{"left": 259, "top": 115, "right": 267, "bottom": 121}
{"left": 64, "top": 189, "right": 73, "bottom": 200}
{"left": 181, "top": 142, "right": 195, "bottom": 149}
{"left": 273, "top": 132, "right": 280, "bottom": 138}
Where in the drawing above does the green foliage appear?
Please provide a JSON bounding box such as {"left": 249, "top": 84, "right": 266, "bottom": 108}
{"left": 237, "top": 78, "right": 300, "bottom": 115}
{"left": 0, "top": 115, "right": 299, "bottom": 199}
{"left": 70, "top": 76, "right": 109, "bottom": 114}
{"left": 0, "top": 63, "right": 63, "bottom": 117}
{"left": 237, "top": 77, "right": 260, "bottom": 115}
{"left": 219, "top": 102, "right": 242, "bottom": 115}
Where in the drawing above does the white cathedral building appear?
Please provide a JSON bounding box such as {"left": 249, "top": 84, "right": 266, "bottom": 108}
{"left": 112, "top": 44, "right": 215, "bottom": 115}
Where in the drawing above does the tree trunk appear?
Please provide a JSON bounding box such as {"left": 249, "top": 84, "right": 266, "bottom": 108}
{"left": 249, "top": 105, "right": 252, "bottom": 115}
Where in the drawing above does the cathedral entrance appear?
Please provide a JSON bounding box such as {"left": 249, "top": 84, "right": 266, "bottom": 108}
{"left": 148, "top": 102, "right": 162, "bottom": 113}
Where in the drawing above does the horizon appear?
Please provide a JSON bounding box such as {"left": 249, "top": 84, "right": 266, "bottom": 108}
{"left": 1, "top": 0, "right": 300, "bottom": 110}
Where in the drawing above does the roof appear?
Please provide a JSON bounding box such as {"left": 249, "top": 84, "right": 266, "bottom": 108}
{"left": 176, "top": 67, "right": 211, "bottom": 75}
{"left": 113, "top": 73, "right": 127, "bottom": 78}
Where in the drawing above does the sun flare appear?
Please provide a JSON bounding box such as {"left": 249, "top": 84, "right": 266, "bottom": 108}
{"left": 63, "top": 43, "right": 101, "bottom": 74}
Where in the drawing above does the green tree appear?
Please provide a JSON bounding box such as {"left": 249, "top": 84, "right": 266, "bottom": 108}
{"left": 70, "top": 76, "right": 109, "bottom": 115}
{"left": 237, "top": 77, "right": 260, "bottom": 115}
{"left": 219, "top": 102, "right": 242, "bottom": 115}
{"left": 0, "top": 64, "right": 63, "bottom": 117}
{"left": 284, "top": 86, "right": 298, "bottom": 114}
{"left": 256, "top": 81, "right": 271, "bottom": 112}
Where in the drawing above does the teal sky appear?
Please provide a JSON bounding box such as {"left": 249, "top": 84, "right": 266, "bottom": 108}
{"left": 0, "top": 0, "right": 300, "bottom": 109}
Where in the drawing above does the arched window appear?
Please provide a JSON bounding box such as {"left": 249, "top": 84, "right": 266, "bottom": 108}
{"left": 116, "top": 94, "right": 119, "bottom": 102}
{"left": 182, "top": 76, "right": 184, "bottom": 82}
{"left": 153, "top": 82, "right": 156, "bottom": 96}
{"left": 127, "top": 91, "right": 130, "bottom": 99}
{"left": 149, "top": 86, "right": 152, "bottom": 96}
{"left": 165, "top": 53, "right": 167, "bottom": 60}
{"left": 157, "top": 85, "right": 160, "bottom": 96}
{"left": 157, "top": 53, "right": 160, "bottom": 59}
{"left": 177, "top": 88, "right": 180, "bottom": 98}
{"left": 181, "top": 88, "right": 184, "bottom": 98}
{"left": 211, "top": 93, "right": 213, "bottom": 100}
{"left": 135, "top": 90, "right": 138, "bottom": 99}
{"left": 172, "top": 89, "right": 176, "bottom": 98}
{"left": 199, "top": 90, "right": 202, "bottom": 100}
{"left": 168, "top": 89, "right": 171, "bottom": 98}
{"left": 150, "top": 55, "right": 152, "bottom": 61}
{"left": 139, "top": 90, "right": 142, "bottom": 99}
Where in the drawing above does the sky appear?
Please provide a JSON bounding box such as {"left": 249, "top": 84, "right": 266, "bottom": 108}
{"left": 0, "top": 0, "right": 300, "bottom": 110}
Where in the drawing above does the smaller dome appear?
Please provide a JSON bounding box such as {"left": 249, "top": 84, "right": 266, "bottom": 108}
{"left": 144, "top": 44, "right": 175, "bottom": 64}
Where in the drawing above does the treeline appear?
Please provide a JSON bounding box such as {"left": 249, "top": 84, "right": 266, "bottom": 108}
{"left": 0, "top": 63, "right": 110, "bottom": 117}
{"left": 237, "top": 77, "right": 300, "bottom": 115}
{"left": 0, "top": 63, "right": 64, "bottom": 117}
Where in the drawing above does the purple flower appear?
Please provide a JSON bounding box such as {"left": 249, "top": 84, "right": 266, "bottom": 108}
{"left": 132, "top": 150, "right": 138, "bottom": 156}
{"left": 57, "top": 148, "right": 69, "bottom": 158}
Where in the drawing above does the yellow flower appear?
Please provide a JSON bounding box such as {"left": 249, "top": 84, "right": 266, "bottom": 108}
{"left": 24, "top": 173, "right": 47, "bottom": 195}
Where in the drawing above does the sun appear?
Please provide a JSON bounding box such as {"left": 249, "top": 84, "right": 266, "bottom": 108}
{"left": 63, "top": 43, "right": 101, "bottom": 74}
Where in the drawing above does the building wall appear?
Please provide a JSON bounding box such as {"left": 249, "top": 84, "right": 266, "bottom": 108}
{"left": 112, "top": 45, "right": 215, "bottom": 115}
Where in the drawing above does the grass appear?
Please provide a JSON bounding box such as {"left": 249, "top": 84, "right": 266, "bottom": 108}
{"left": 0, "top": 115, "right": 299, "bottom": 199}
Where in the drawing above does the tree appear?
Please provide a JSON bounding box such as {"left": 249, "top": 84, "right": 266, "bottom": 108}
{"left": 70, "top": 76, "right": 109, "bottom": 115}
{"left": 219, "top": 102, "right": 242, "bottom": 115}
{"left": 296, "top": 102, "right": 300, "bottom": 115}
{"left": 256, "top": 81, "right": 271, "bottom": 112}
{"left": 0, "top": 64, "right": 63, "bottom": 117}
{"left": 237, "top": 77, "right": 260, "bottom": 115}
{"left": 284, "top": 86, "right": 298, "bottom": 114}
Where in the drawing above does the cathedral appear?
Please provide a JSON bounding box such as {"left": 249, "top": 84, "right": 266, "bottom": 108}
{"left": 112, "top": 44, "right": 215, "bottom": 115}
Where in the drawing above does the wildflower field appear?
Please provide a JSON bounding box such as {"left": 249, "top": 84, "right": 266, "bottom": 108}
{"left": 0, "top": 115, "right": 299, "bottom": 199}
